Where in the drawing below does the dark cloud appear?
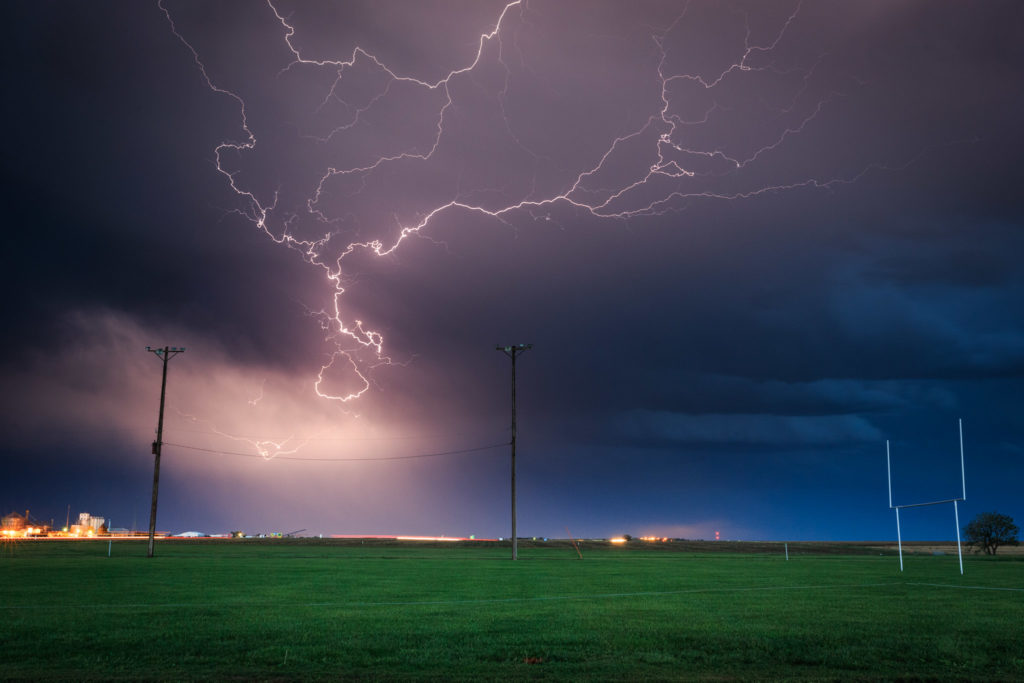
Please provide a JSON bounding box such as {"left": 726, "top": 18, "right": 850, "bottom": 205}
{"left": 615, "top": 411, "right": 884, "bottom": 447}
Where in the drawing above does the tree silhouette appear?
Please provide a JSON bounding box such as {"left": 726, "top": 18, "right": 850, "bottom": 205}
{"left": 963, "top": 512, "right": 1019, "bottom": 555}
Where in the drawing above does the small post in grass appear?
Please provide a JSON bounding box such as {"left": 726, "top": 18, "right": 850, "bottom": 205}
{"left": 566, "top": 526, "right": 583, "bottom": 560}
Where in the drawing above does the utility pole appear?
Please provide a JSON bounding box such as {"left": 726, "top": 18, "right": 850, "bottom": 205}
{"left": 496, "top": 344, "right": 531, "bottom": 560}
{"left": 145, "top": 346, "right": 185, "bottom": 558}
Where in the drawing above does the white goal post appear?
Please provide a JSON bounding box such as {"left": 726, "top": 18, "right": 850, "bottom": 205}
{"left": 886, "top": 419, "right": 966, "bottom": 575}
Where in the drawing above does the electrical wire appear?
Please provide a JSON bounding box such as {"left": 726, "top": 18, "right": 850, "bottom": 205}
{"left": 165, "top": 427, "right": 509, "bottom": 442}
{"left": 162, "top": 441, "right": 509, "bottom": 462}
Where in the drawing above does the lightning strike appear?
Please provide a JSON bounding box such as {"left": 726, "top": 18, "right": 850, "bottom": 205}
{"left": 247, "top": 379, "right": 266, "bottom": 407}
{"left": 160, "top": 0, "right": 883, "bottom": 413}
{"left": 174, "top": 410, "right": 312, "bottom": 461}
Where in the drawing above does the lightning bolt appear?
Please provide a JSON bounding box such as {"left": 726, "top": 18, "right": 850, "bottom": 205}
{"left": 173, "top": 410, "right": 311, "bottom": 461}
{"left": 247, "top": 379, "right": 266, "bottom": 407}
{"left": 160, "top": 0, "right": 882, "bottom": 407}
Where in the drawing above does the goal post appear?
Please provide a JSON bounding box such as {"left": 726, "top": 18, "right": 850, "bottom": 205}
{"left": 885, "top": 419, "right": 966, "bottom": 575}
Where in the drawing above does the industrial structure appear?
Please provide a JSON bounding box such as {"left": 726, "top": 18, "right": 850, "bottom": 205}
{"left": 1, "top": 510, "right": 49, "bottom": 537}
{"left": 0, "top": 510, "right": 115, "bottom": 538}
{"left": 69, "top": 512, "right": 107, "bottom": 536}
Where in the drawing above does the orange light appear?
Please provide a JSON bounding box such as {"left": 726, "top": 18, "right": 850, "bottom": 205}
{"left": 610, "top": 537, "right": 627, "bottom": 544}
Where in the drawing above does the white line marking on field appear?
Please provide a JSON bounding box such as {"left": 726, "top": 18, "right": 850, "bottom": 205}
{"left": 0, "top": 581, "right": 910, "bottom": 611}
{"left": 905, "top": 582, "right": 1024, "bottom": 593}
{"left": 5, "top": 580, "right": 1020, "bottom": 612}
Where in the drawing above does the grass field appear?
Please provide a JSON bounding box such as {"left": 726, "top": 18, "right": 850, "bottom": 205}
{"left": 2, "top": 539, "right": 1022, "bottom": 680}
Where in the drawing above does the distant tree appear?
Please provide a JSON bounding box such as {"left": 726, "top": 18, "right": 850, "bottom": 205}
{"left": 963, "top": 512, "right": 1019, "bottom": 555}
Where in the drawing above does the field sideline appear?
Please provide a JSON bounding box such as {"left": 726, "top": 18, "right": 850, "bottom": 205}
{"left": 2, "top": 540, "right": 1021, "bottom": 680}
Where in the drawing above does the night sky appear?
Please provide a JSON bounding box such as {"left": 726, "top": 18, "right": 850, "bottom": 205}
{"left": 3, "top": 0, "right": 1022, "bottom": 541}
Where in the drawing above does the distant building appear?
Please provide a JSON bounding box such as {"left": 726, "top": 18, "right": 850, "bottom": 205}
{"left": 2, "top": 511, "right": 27, "bottom": 531}
{"left": 61, "top": 512, "right": 108, "bottom": 536}
{"left": 77, "top": 513, "right": 106, "bottom": 532}
{"left": 2, "top": 510, "right": 50, "bottom": 537}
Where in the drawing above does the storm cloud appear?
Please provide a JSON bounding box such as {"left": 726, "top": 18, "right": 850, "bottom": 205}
{"left": 2, "top": 0, "right": 1022, "bottom": 540}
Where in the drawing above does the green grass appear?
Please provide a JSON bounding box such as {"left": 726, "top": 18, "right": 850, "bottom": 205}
{"left": 2, "top": 540, "right": 1022, "bottom": 680}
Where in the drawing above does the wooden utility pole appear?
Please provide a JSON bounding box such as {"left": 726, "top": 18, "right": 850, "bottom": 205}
{"left": 496, "top": 344, "right": 531, "bottom": 560}
{"left": 145, "top": 346, "right": 185, "bottom": 558}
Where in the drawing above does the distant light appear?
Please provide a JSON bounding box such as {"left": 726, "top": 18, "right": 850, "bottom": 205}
{"left": 610, "top": 537, "right": 627, "bottom": 544}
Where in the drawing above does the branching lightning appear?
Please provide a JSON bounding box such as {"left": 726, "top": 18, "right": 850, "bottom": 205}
{"left": 247, "top": 379, "right": 266, "bottom": 407}
{"left": 160, "top": 0, "right": 879, "bottom": 410}
{"left": 174, "top": 409, "right": 311, "bottom": 460}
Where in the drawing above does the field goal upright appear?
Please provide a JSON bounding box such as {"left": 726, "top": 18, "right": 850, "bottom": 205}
{"left": 886, "top": 419, "right": 967, "bottom": 575}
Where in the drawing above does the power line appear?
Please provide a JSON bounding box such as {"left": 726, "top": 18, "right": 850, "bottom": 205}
{"left": 165, "top": 427, "right": 508, "bottom": 442}
{"left": 162, "top": 441, "right": 509, "bottom": 462}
